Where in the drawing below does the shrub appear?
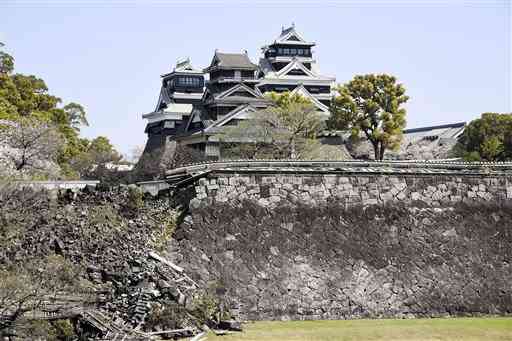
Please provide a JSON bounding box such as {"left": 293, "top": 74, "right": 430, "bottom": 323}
{"left": 145, "top": 300, "right": 188, "bottom": 331}
{"left": 122, "top": 186, "right": 144, "bottom": 217}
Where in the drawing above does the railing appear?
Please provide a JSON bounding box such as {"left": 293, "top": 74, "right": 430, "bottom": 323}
{"left": 166, "top": 159, "right": 512, "bottom": 177}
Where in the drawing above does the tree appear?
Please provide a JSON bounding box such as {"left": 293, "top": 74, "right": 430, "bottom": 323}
{"left": 0, "top": 42, "right": 14, "bottom": 75}
{"left": 0, "top": 118, "right": 62, "bottom": 174}
{"left": 0, "top": 42, "right": 90, "bottom": 178}
{"left": 63, "top": 103, "right": 88, "bottom": 130}
{"left": 0, "top": 255, "right": 88, "bottom": 339}
{"left": 69, "top": 136, "right": 122, "bottom": 178}
{"left": 220, "top": 92, "right": 328, "bottom": 159}
{"left": 455, "top": 113, "right": 512, "bottom": 161}
{"left": 327, "top": 74, "right": 408, "bottom": 160}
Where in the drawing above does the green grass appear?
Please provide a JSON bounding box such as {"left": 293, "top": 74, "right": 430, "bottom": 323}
{"left": 208, "top": 318, "right": 512, "bottom": 341}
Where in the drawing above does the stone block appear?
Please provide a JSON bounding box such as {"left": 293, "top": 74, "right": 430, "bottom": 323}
{"left": 207, "top": 184, "right": 219, "bottom": 191}
{"left": 363, "top": 198, "right": 379, "bottom": 206}
{"left": 269, "top": 196, "right": 281, "bottom": 203}
{"left": 258, "top": 198, "right": 270, "bottom": 207}
{"left": 410, "top": 192, "right": 421, "bottom": 201}
{"left": 380, "top": 192, "right": 393, "bottom": 201}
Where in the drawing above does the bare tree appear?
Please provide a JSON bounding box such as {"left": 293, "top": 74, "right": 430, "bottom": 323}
{"left": 0, "top": 118, "right": 61, "bottom": 172}
{"left": 0, "top": 255, "right": 89, "bottom": 340}
{"left": 220, "top": 95, "right": 335, "bottom": 160}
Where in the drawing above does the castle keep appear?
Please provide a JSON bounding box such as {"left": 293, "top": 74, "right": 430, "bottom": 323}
{"left": 142, "top": 25, "right": 336, "bottom": 159}
{"left": 141, "top": 25, "right": 466, "bottom": 162}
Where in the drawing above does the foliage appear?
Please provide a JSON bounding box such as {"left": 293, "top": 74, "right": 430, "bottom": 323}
{"left": 69, "top": 136, "right": 123, "bottom": 179}
{"left": 0, "top": 42, "right": 14, "bottom": 75}
{"left": 455, "top": 113, "right": 512, "bottom": 161}
{"left": 49, "top": 319, "right": 76, "bottom": 341}
{"left": 153, "top": 211, "right": 179, "bottom": 252}
{"left": 190, "top": 291, "right": 221, "bottom": 325}
{"left": 145, "top": 299, "right": 188, "bottom": 331}
{"left": 122, "top": 186, "right": 144, "bottom": 217}
{"left": 0, "top": 255, "right": 85, "bottom": 338}
{"left": 327, "top": 74, "right": 408, "bottom": 160}
{"left": 89, "top": 204, "right": 122, "bottom": 228}
{"left": 220, "top": 91, "right": 329, "bottom": 159}
{"left": 0, "top": 42, "right": 123, "bottom": 180}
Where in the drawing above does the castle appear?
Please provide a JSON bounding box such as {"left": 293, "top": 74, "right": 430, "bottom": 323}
{"left": 142, "top": 25, "right": 465, "bottom": 161}
{"left": 142, "top": 24, "right": 336, "bottom": 159}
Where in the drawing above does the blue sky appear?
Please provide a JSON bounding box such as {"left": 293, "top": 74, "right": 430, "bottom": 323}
{"left": 2, "top": 0, "right": 511, "bottom": 156}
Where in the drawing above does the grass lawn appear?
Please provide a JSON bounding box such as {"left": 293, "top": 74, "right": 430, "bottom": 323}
{"left": 206, "top": 318, "right": 512, "bottom": 341}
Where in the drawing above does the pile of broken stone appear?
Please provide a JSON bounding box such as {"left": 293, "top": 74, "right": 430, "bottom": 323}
{"left": 0, "top": 185, "right": 242, "bottom": 340}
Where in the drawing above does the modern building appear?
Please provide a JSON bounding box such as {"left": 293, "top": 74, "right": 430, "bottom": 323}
{"left": 141, "top": 25, "right": 335, "bottom": 159}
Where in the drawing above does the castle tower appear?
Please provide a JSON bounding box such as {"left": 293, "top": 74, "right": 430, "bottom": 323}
{"left": 257, "top": 25, "right": 336, "bottom": 114}
{"left": 142, "top": 58, "right": 204, "bottom": 154}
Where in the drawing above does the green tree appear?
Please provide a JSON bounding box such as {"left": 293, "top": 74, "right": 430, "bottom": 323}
{"left": 69, "top": 136, "right": 122, "bottom": 178}
{"left": 0, "top": 42, "right": 14, "bottom": 75}
{"left": 63, "top": 102, "right": 88, "bottom": 130}
{"left": 327, "top": 74, "right": 408, "bottom": 160}
{"left": 0, "top": 42, "right": 91, "bottom": 178}
{"left": 455, "top": 112, "right": 512, "bottom": 161}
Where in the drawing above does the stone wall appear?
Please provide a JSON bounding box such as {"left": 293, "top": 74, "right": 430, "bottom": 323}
{"left": 190, "top": 173, "right": 512, "bottom": 209}
{"left": 169, "top": 170, "right": 512, "bottom": 321}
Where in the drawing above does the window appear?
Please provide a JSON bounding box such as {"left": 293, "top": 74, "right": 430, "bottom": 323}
{"left": 290, "top": 48, "right": 297, "bottom": 55}
{"left": 278, "top": 48, "right": 283, "bottom": 54}
{"left": 298, "top": 49, "right": 304, "bottom": 55}
{"left": 176, "top": 77, "right": 202, "bottom": 87}
{"left": 283, "top": 48, "right": 290, "bottom": 55}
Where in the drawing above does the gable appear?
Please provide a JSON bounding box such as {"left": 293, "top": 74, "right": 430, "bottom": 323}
{"left": 217, "top": 83, "right": 262, "bottom": 99}
{"left": 204, "top": 104, "right": 258, "bottom": 132}
{"left": 277, "top": 60, "right": 317, "bottom": 78}
{"left": 230, "top": 90, "right": 258, "bottom": 98}
{"left": 291, "top": 85, "right": 329, "bottom": 113}
{"left": 286, "top": 34, "right": 301, "bottom": 41}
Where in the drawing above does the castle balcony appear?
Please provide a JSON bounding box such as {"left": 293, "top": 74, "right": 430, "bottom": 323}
{"left": 208, "top": 76, "right": 259, "bottom": 84}
{"left": 266, "top": 55, "right": 314, "bottom": 64}
{"left": 170, "top": 91, "right": 204, "bottom": 101}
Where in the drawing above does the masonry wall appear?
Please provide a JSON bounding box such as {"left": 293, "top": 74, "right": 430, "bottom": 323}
{"left": 190, "top": 173, "right": 512, "bottom": 209}
{"left": 170, "top": 172, "right": 512, "bottom": 321}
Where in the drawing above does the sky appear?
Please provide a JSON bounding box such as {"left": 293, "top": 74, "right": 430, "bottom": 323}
{"left": 1, "top": 0, "right": 511, "bottom": 157}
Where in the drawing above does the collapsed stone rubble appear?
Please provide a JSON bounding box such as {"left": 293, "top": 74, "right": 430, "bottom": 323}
{"left": 0, "top": 185, "right": 242, "bottom": 340}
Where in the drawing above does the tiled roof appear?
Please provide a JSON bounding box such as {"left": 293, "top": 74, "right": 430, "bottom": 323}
{"left": 212, "top": 52, "right": 258, "bottom": 69}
